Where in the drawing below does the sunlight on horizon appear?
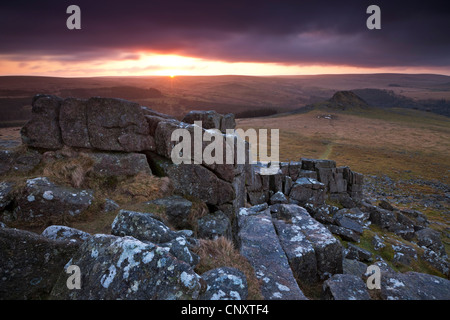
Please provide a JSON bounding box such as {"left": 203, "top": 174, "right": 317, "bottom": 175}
{"left": 1, "top": 52, "right": 449, "bottom": 77}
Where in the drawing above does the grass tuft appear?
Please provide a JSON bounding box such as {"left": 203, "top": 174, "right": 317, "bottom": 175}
{"left": 193, "top": 237, "right": 263, "bottom": 300}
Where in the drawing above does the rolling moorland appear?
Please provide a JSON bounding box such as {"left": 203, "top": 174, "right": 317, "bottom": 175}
{"left": 0, "top": 74, "right": 449, "bottom": 300}
{"left": 1, "top": 73, "right": 450, "bottom": 126}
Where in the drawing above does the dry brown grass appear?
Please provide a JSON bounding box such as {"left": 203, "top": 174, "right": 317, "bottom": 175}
{"left": 193, "top": 237, "right": 263, "bottom": 300}
{"left": 237, "top": 108, "right": 450, "bottom": 183}
{"left": 42, "top": 153, "right": 94, "bottom": 188}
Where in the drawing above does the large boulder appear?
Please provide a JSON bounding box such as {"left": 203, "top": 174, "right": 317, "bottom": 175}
{"left": 111, "top": 209, "right": 199, "bottom": 266}
{"left": 111, "top": 209, "right": 180, "bottom": 244}
{"left": 50, "top": 234, "right": 204, "bottom": 299}
{"left": 237, "top": 205, "right": 308, "bottom": 300}
{"left": 14, "top": 177, "right": 94, "bottom": 222}
{"left": 86, "top": 97, "right": 155, "bottom": 152}
{"left": 21, "top": 95, "right": 64, "bottom": 149}
{"left": 153, "top": 119, "right": 244, "bottom": 183}
{"left": 0, "top": 227, "right": 80, "bottom": 299}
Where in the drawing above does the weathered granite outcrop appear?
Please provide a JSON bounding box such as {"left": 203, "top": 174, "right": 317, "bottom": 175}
{"left": 17, "top": 95, "right": 248, "bottom": 233}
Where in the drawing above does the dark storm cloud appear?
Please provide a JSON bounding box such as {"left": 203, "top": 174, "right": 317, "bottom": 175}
{"left": 1, "top": 0, "right": 449, "bottom": 67}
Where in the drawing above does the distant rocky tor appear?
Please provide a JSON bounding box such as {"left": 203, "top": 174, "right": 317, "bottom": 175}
{"left": 0, "top": 94, "right": 449, "bottom": 300}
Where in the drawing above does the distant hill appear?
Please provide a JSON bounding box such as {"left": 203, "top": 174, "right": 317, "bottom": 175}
{"left": 59, "top": 86, "right": 163, "bottom": 100}
{"left": 318, "top": 91, "right": 370, "bottom": 111}
{"left": 353, "top": 88, "right": 450, "bottom": 117}
{"left": 289, "top": 89, "right": 450, "bottom": 117}
{"left": 288, "top": 90, "right": 371, "bottom": 115}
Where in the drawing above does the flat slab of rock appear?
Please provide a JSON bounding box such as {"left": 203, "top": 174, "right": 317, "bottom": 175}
{"left": 50, "top": 234, "right": 204, "bottom": 300}
{"left": 273, "top": 218, "right": 317, "bottom": 284}
{"left": 381, "top": 271, "right": 450, "bottom": 300}
{"left": 274, "top": 204, "right": 343, "bottom": 278}
{"left": 87, "top": 152, "right": 152, "bottom": 177}
{"left": 322, "top": 274, "right": 371, "bottom": 300}
{"left": 237, "top": 206, "right": 307, "bottom": 300}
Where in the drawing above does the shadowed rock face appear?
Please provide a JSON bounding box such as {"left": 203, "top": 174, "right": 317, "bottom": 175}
{"left": 0, "top": 227, "right": 80, "bottom": 300}
{"left": 21, "top": 95, "right": 64, "bottom": 149}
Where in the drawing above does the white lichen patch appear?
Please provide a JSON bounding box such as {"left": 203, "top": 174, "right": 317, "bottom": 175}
{"left": 276, "top": 283, "right": 290, "bottom": 292}
{"left": 229, "top": 291, "right": 241, "bottom": 300}
{"left": 43, "top": 190, "right": 54, "bottom": 201}
{"left": 116, "top": 237, "right": 148, "bottom": 280}
{"left": 388, "top": 278, "right": 405, "bottom": 289}
{"left": 271, "top": 292, "right": 282, "bottom": 298}
{"left": 180, "top": 271, "right": 198, "bottom": 289}
{"left": 100, "top": 264, "right": 117, "bottom": 289}
{"left": 210, "top": 289, "right": 226, "bottom": 300}
{"left": 142, "top": 251, "right": 155, "bottom": 264}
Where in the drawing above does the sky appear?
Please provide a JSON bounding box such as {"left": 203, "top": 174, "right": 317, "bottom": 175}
{"left": 1, "top": 0, "right": 449, "bottom": 77}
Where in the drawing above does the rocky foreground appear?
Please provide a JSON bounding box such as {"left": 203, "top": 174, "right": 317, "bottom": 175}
{"left": 0, "top": 95, "right": 449, "bottom": 300}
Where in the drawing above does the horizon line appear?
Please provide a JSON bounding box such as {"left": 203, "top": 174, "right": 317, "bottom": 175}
{"left": 1, "top": 72, "right": 450, "bottom": 78}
